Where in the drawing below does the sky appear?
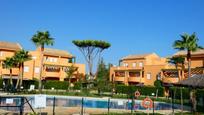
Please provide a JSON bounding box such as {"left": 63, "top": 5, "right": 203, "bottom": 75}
{"left": 0, "top": 0, "right": 204, "bottom": 70}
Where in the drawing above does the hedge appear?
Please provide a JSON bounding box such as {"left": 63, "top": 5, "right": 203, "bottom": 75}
{"left": 169, "top": 87, "right": 191, "bottom": 99}
{"left": 115, "top": 85, "right": 164, "bottom": 97}
{"left": 0, "top": 77, "right": 3, "bottom": 88}
{"left": 22, "top": 79, "right": 39, "bottom": 89}
{"left": 196, "top": 89, "right": 204, "bottom": 112}
{"left": 44, "top": 80, "right": 68, "bottom": 90}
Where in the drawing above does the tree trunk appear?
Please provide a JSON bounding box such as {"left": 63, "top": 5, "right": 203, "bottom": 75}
{"left": 88, "top": 60, "right": 93, "bottom": 79}
{"left": 19, "top": 63, "right": 24, "bottom": 87}
{"left": 68, "top": 77, "right": 71, "bottom": 91}
{"left": 190, "top": 90, "right": 197, "bottom": 113}
{"left": 15, "top": 64, "right": 22, "bottom": 89}
{"left": 187, "top": 50, "right": 191, "bottom": 78}
{"left": 9, "top": 69, "right": 13, "bottom": 85}
{"left": 38, "top": 45, "right": 44, "bottom": 93}
{"left": 180, "top": 87, "right": 183, "bottom": 115}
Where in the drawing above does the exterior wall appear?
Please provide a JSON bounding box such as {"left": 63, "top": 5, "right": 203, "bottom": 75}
{"left": 121, "top": 59, "right": 145, "bottom": 68}
{"left": 0, "top": 50, "right": 16, "bottom": 60}
{"left": 143, "top": 65, "right": 165, "bottom": 85}
{"left": 191, "top": 59, "right": 204, "bottom": 68}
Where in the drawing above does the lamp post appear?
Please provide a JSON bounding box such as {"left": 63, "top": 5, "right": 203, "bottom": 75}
{"left": 152, "top": 93, "right": 155, "bottom": 115}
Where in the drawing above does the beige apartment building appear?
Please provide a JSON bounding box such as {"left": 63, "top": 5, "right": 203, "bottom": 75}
{"left": 110, "top": 53, "right": 167, "bottom": 86}
{"left": 0, "top": 41, "right": 85, "bottom": 83}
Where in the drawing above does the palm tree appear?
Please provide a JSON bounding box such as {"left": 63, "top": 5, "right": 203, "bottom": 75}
{"left": 173, "top": 33, "right": 203, "bottom": 78}
{"left": 168, "top": 56, "right": 185, "bottom": 114}
{"left": 14, "top": 50, "right": 31, "bottom": 89}
{"left": 173, "top": 33, "right": 203, "bottom": 113}
{"left": 31, "top": 31, "right": 54, "bottom": 93}
{"left": 3, "top": 57, "right": 16, "bottom": 86}
{"left": 168, "top": 56, "right": 185, "bottom": 80}
{"left": 168, "top": 56, "right": 185, "bottom": 69}
{"left": 66, "top": 65, "right": 78, "bottom": 91}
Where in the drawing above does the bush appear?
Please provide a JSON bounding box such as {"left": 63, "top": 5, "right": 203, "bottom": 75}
{"left": 44, "top": 80, "right": 68, "bottom": 90}
{"left": 0, "top": 77, "right": 3, "bottom": 89}
{"left": 23, "top": 79, "right": 39, "bottom": 89}
{"left": 115, "top": 85, "right": 164, "bottom": 97}
{"left": 196, "top": 89, "right": 204, "bottom": 112}
{"left": 73, "top": 81, "right": 82, "bottom": 90}
{"left": 154, "top": 80, "right": 162, "bottom": 88}
{"left": 169, "top": 87, "right": 191, "bottom": 99}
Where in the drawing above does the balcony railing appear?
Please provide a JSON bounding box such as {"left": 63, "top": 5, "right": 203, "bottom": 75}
{"left": 44, "top": 72, "right": 60, "bottom": 77}
{"left": 1, "top": 68, "right": 19, "bottom": 75}
{"left": 111, "top": 66, "right": 143, "bottom": 71}
{"left": 128, "top": 77, "right": 141, "bottom": 82}
{"left": 114, "top": 77, "right": 125, "bottom": 82}
{"left": 162, "top": 77, "right": 179, "bottom": 83}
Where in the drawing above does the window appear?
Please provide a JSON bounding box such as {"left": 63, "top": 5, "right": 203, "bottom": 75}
{"left": 123, "top": 63, "right": 128, "bottom": 67}
{"left": 24, "top": 66, "right": 29, "bottom": 72}
{"left": 53, "top": 58, "right": 57, "bottom": 62}
{"left": 147, "top": 73, "right": 151, "bottom": 80}
{"left": 132, "top": 63, "right": 136, "bottom": 67}
{"left": 123, "top": 63, "right": 126, "bottom": 67}
{"left": 32, "top": 56, "right": 36, "bottom": 60}
{"left": 35, "top": 67, "right": 40, "bottom": 73}
{"left": 50, "top": 58, "right": 53, "bottom": 62}
{"left": 0, "top": 51, "right": 3, "bottom": 56}
{"left": 139, "top": 62, "right": 143, "bottom": 67}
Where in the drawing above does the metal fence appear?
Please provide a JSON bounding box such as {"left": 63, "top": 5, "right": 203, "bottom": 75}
{"left": 0, "top": 95, "right": 191, "bottom": 115}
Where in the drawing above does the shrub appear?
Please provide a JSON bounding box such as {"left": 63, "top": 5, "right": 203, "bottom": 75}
{"left": 0, "top": 77, "right": 3, "bottom": 89}
{"left": 169, "top": 87, "right": 191, "bottom": 99}
{"left": 22, "top": 79, "right": 39, "bottom": 89}
{"left": 44, "top": 80, "right": 68, "bottom": 90}
{"left": 115, "top": 85, "right": 164, "bottom": 97}
{"left": 154, "top": 80, "right": 162, "bottom": 88}
{"left": 196, "top": 89, "right": 204, "bottom": 112}
{"left": 73, "top": 81, "right": 82, "bottom": 90}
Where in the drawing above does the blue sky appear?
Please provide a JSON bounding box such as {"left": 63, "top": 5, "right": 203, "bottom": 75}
{"left": 0, "top": 0, "right": 204, "bottom": 68}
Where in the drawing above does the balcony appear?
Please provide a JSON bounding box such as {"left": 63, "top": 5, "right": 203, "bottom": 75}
{"left": 128, "top": 77, "right": 141, "bottom": 82}
{"left": 1, "top": 68, "right": 19, "bottom": 75}
{"left": 162, "top": 77, "right": 179, "bottom": 83}
{"left": 45, "top": 72, "right": 60, "bottom": 77}
{"left": 114, "top": 77, "right": 125, "bottom": 82}
{"left": 111, "top": 66, "right": 143, "bottom": 71}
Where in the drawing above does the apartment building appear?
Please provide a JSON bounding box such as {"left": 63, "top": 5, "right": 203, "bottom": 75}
{"left": 161, "top": 49, "right": 204, "bottom": 84}
{"left": 0, "top": 41, "right": 85, "bottom": 83}
{"left": 110, "top": 53, "right": 167, "bottom": 86}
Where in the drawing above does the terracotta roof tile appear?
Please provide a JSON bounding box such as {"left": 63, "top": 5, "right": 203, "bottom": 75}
{"left": 174, "top": 49, "right": 204, "bottom": 56}
{"left": 0, "top": 41, "right": 22, "bottom": 51}
{"left": 121, "top": 53, "right": 154, "bottom": 60}
{"left": 44, "top": 48, "right": 73, "bottom": 58}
